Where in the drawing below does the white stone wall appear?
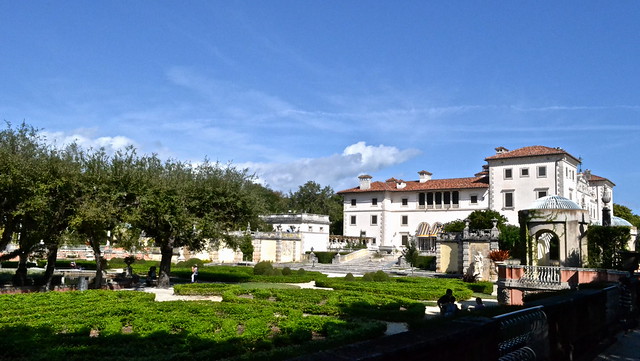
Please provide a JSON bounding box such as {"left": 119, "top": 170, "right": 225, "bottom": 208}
{"left": 343, "top": 189, "right": 490, "bottom": 249}
{"left": 488, "top": 156, "right": 561, "bottom": 224}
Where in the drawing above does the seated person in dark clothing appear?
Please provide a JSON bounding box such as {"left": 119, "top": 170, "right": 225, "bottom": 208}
{"left": 437, "top": 289, "right": 457, "bottom": 316}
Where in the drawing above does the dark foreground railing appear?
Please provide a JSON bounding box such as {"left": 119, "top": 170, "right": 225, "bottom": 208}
{"left": 297, "top": 278, "right": 638, "bottom": 361}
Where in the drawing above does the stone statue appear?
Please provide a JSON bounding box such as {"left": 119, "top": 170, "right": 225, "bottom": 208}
{"left": 474, "top": 252, "right": 484, "bottom": 280}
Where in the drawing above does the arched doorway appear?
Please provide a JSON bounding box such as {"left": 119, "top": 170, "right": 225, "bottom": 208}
{"left": 536, "top": 231, "right": 560, "bottom": 266}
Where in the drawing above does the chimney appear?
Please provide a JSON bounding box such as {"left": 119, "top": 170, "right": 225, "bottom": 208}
{"left": 418, "top": 170, "right": 432, "bottom": 183}
{"left": 358, "top": 174, "right": 372, "bottom": 190}
{"left": 495, "top": 146, "right": 509, "bottom": 154}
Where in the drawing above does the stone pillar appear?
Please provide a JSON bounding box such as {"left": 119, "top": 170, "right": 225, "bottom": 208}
{"left": 461, "top": 240, "right": 469, "bottom": 275}
{"left": 463, "top": 219, "right": 470, "bottom": 239}
{"left": 252, "top": 238, "right": 261, "bottom": 263}
{"left": 275, "top": 238, "right": 282, "bottom": 263}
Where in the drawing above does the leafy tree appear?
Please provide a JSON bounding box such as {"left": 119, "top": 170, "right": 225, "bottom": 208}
{"left": 467, "top": 209, "right": 508, "bottom": 229}
{"left": 443, "top": 219, "right": 465, "bottom": 232}
{"left": 498, "top": 224, "right": 521, "bottom": 252}
{"left": 587, "top": 225, "right": 630, "bottom": 269}
{"left": 402, "top": 239, "right": 419, "bottom": 274}
{"left": 70, "top": 147, "right": 143, "bottom": 288}
{"left": 132, "top": 158, "right": 258, "bottom": 288}
{"left": 0, "top": 123, "right": 81, "bottom": 287}
{"left": 613, "top": 204, "right": 640, "bottom": 228}
{"left": 288, "top": 181, "right": 343, "bottom": 234}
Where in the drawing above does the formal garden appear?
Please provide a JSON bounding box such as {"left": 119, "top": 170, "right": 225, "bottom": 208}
{"left": 0, "top": 259, "right": 505, "bottom": 361}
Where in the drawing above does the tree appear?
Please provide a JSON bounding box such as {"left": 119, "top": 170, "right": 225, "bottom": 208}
{"left": 498, "top": 224, "right": 521, "bottom": 253}
{"left": 132, "top": 158, "right": 258, "bottom": 288}
{"left": 0, "top": 123, "right": 81, "bottom": 287}
{"left": 467, "top": 209, "right": 508, "bottom": 229}
{"left": 70, "top": 147, "right": 143, "bottom": 288}
{"left": 402, "top": 239, "right": 419, "bottom": 274}
{"left": 288, "top": 181, "right": 343, "bottom": 234}
{"left": 613, "top": 204, "right": 640, "bottom": 228}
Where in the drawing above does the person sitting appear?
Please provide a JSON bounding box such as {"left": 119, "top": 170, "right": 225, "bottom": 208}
{"left": 437, "top": 289, "right": 458, "bottom": 316}
{"left": 146, "top": 266, "right": 157, "bottom": 286}
{"left": 475, "top": 297, "right": 486, "bottom": 310}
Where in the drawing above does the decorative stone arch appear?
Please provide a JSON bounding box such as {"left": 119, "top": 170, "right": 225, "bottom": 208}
{"left": 534, "top": 230, "right": 560, "bottom": 266}
{"left": 520, "top": 208, "right": 589, "bottom": 267}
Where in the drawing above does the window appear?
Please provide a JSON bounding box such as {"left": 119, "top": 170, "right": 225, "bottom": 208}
{"left": 401, "top": 215, "right": 408, "bottom": 226}
{"left": 350, "top": 199, "right": 356, "bottom": 206}
{"left": 350, "top": 215, "right": 356, "bottom": 225}
{"left": 401, "top": 235, "right": 409, "bottom": 246}
{"left": 536, "top": 190, "right": 547, "bottom": 198}
{"left": 504, "top": 168, "right": 513, "bottom": 179}
{"left": 426, "top": 192, "right": 434, "bottom": 206}
{"left": 470, "top": 195, "right": 478, "bottom": 204}
{"left": 452, "top": 191, "right": 459, "bottom": 206}
{"left": 504, "top": 192, "right": 514, "bottom": 208}
{"left": 371, "top": 215, "right": 378, "bottom": 225}
{"left": 418, "top": 193, "right": 425, "bottom": 207}
{"left": 308, "top": 226, "right": 313, "bottom": 232}
{"left": 319, "top": 227, "right": 324, "bottom": 232}
{"left": 521, "top": 168, "right": 529, "bottom": 177}
{"left": 402, "top": 198, "right": 408, "bottom": 206}
{"left": 435, "top": 192, "right": 442, "bottom": 205}
{"left": 538, "top": 166, "right": 547, "bottom": 178}
{"left": 444, "top": 192, "right": 451, "bottom": 205}
{"left": 372, "top": 198, "right": 378, "bottom": 206}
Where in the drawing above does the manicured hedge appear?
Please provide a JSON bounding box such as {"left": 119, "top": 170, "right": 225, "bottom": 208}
{"left": 316, "top": 276, "right": 475, "bottom": 301}
{"left": 0, "top": 290, "right": 387, "bottom": 361}
{"left": 466, "top": 281, "right": 494, "bottom": 295}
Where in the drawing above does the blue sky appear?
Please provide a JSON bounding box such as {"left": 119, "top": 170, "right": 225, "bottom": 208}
{"left": 1, "top": 2, "right": 640, "bottom": 213}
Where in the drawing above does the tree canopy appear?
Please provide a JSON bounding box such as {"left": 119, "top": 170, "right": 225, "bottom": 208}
{"left": 0, "top": 122, "right": 264, "bottom": 288}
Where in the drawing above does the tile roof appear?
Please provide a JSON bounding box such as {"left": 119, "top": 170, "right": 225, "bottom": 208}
{"left": 337, "top": 176, "right": 489, "bottom": 194}
{"left": 588, "top": 174, "right": 615, "bottom": 186}
{"left": 485, "top": 145, "right": 579, "bottom": 162}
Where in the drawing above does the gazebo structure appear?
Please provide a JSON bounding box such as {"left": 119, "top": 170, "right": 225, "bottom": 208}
{"left": 519, "top": 195, "right": 590, "bottom": 267}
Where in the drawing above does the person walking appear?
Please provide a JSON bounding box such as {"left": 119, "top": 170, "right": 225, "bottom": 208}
{"left": 191, "top": 265, "right": 199, "bottom": 283}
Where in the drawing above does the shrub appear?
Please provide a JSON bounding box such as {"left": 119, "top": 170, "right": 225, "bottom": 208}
{"left": 313, "top": 252, "right": 337, "bottom": 264}
{"left": 344, "top": 273, "right": 355, "bottom": 281}
{"left": 282, "top": 267, "right": 292, "bottom": 276}
{"left": 253, "top": 261, "right": 274, "bottom": 275}
{"left": 362, "top": 271, "right": 389, "bottom": 282}
{"left": 488, "top": 250, "right": 510, "bottom": 262}
{"left": 415, "top": 256, "right": 436, "bottom": 270}
{"left": 372, "top": 270, "right": 389, "bottom": 282}
{"left": 175, "top": 258, "right": 206, "bottom": 268}
{"left": 297, "top": 268, "right": 306, "bottom": 275}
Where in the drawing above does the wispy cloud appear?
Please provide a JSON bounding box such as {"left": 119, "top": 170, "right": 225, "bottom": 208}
{"left": 240, "top": 141, "right": 421, "bottom": 192}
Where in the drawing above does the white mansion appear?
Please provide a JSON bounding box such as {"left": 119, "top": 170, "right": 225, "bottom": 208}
{"left": 338, "top": 146, "right": 615, "bottom": 250}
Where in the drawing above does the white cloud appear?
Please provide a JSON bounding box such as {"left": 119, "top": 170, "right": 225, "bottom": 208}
{"left": 241, "top": 141, "right": 421, "bottom": 192}
{"left": 42, "top": 130, "right": 137, "bottom": 153}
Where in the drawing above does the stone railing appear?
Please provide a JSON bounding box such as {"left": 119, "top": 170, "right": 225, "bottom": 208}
{"left": 519, "top": 265, "right": 561, "bottom": 287}
{"left": 251, "top": 231, "right": 301, "bottom": 240}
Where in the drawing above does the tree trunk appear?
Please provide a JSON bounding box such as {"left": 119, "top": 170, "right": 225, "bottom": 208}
{"left": 42, "top": 245, "right": 58, "bottom": 291}
{"left": 13, "top": 251, "right": 29, "bottom": 287}
{"left": 158, "top": 241, "right": 174, "bottom": 288}
{"left": 91, "top": 239, "right": 103, "bottom": 289}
